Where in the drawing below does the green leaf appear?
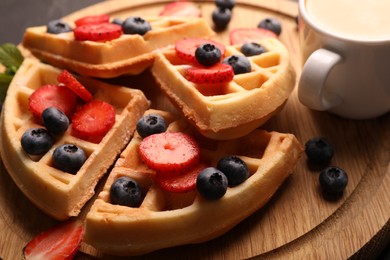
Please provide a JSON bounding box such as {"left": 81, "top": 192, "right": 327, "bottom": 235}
{"left": 0, "top": 43, "right": 24, "bottom": 71}
{"left": 0, "top": 73, "right": 13, "bottom": 102}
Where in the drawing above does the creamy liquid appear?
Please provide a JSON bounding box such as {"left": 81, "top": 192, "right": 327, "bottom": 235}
{"left": 305, "top": 0, "right": 390, "bottom": 40}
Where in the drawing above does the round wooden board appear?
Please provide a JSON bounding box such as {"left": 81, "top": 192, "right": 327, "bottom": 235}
{"left": 0, "top": 0, "right": 389, "bottom": 259}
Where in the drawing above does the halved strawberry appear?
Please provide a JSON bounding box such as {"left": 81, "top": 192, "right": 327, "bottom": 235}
{"left": 74, "top": 14, "right": 110, "bottom": 27}
{"left": 57, "top": 70, "right": 93, "bottom": 102}
{"left": 71, "top": 100, "right": 116, "bottom": 143}
{"left": 23, "top": 219, "right": 83, "bottom": 260}
{"left": 139, "top": 132, "right": 200, "bottom": 176}
{"left": 73, "top": 23, "right": 122, "bottom": 42}
{"left": 28, "top": 84, "right": 78, "bottom": 120}
{"left": 159, "top": 1, "right": 201, "bottom": 17}
{"left": 185, "top": 63, "right": 234, "bottom": 84}
{"left": 156, "top": 162, "right": 207, "bottom": 192}
{"left": 229, "top": 28, "right": 277, "bottom": 45}
{"left": 175, "top": 38, "right": 226, "bottom": 64}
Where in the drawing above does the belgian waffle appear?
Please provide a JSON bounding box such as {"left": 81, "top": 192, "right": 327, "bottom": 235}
{"left": 84, "top": 109, "right": 303, "bottom": 256}
{"left": 151, "top": 38, "right": 296, "bottom": 140}
{"left": 0, "top": 58, "right": 150, "bottom": 220}
{"left": 22, "top": 16, "right": 214, "bottom": 78}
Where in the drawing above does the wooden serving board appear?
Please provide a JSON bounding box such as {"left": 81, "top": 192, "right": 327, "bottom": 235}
{"left": 0, "top": 0, "right": 389, "bottom": 259}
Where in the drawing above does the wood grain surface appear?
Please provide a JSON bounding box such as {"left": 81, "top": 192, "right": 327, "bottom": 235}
{"left": 0, "top": 0, "right": 389, "bottom": 259}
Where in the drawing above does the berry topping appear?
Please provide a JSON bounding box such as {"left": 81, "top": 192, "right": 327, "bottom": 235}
{"left": 157, "top": 162, "right": 208, "bottom": 193}
{"left": 229, "top": 28, "right": 277, "bottom": 45}
{"left": 57, "top": 70, "right": 93, "bottom": 102}
{"left": 21, "top": 128, "right": 53, "bottom": 155}
{"left": 53, "top": 144, "right": 87, "bottom": 174}
{"left": 215, "top": 0, "right": 236, "bottom": 10}
{"left": 185, "top": 63, "right": 234, "bottom": 84}
{"left": 258, "top": 17, "right": 282, "bottom": 36}
{"left": 73, "top": 23, "right": 122, "bottom": 42}
{"left": 196, "top": 167, "right": 228, "bottom": 200}
{"left": 159, "top": 1, "right": 201, "bottom": 17}
{"left": 46, "top": 20, "right": 73, "bottom": 34}
{"left": 240, "top": 42, "right": 267, "bottom": 57}
{"left": 42, "top": 107, "right": 70, "bottom": 135}
{"left": 74, "top": 14, "right": 110, "bottom": 27}
{"left": 212, "top": 7, "right": 232, "bottom": 31}
{"left": 175, "top": 38, "right": 226, "bottom": 64}
{"left": 122, "top": 16, "right": 152, "bottom": 35}
{"left": 110, "top": 176, "right": 143, "bottom": 207}
{"left": 222, "top": 55, "right": 251, "bottom": 75}
{"left": 28, "top": 84, "right": 77, "bottom": 120}
{"left": 217, "top": 156, "right": 249, "bottom": 186}
{"left": 319, "top": 166, "right": 348, "bottom": 195}
{"left": 139, "top": 132, "right": 200, "bottom": 176}
{"left": 23, "top": 220, "right": 83, "bottom": 260}
{"left": 71, "top": 100, "right": 116, "bottom": 143}
{"left": 305, "top": 137, "right": 334, "bottom": 166}
{"left": 195, "top": 43, "right": 222, "bottom": 66}
{"left": 136, "top": 113, "right": 167, "bottom": 138}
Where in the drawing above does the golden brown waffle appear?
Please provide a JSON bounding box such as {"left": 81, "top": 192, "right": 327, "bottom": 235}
{"left": 151, "top": 38, "right": 296, "bottom": 140}
{"left": 0, "top": 59, "right": 150, "bottom": 220}
{"left": 84, "top": 109, "right": 303, "bottom": 256}
{"left": 22, "top": 16, "right": 214, "bottom": 78}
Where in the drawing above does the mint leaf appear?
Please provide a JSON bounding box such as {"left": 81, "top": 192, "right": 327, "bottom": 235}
{"left": 0, "top": 73, "right": 13, "bottom": 102}
{"left": 0, "top": 43, "right": 24, "bottom": 71}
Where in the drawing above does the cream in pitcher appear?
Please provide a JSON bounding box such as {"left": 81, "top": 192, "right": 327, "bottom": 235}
{"left": 298, "top": 0, "right": 390, "bottom": 119}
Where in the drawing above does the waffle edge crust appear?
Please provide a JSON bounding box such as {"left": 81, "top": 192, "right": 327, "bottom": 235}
{"left": 0, "top": 59, "right": 150, "bottom": 220}
{"left": 84, "top": 109, "right": 303, "bottom": 256}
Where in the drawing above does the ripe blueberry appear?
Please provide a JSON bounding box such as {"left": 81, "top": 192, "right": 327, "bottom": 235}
{"left": 305, "top": 137, "right": 334, "bottom": 166}
{"left": 21, "top": 128, "right": 53, "bottom": 155}
{"left": 319, "top": 166, "right": 348, "bottom": 195}
{"left": 136, "top": 114, "right": 167, "bottom": 138}
{"left": 222, "top": 55, "right": 251, "bottom": 75}
{"left": 110, "top": 176, "right": 143, "bottom": 207}
{"left": 47, "top": 20, "right": 73, "bottom": 34}
{"left": 122, "top": 16, "right": 151, "bottom": 35}
{"left": 42, "top": 107, "right": 69, "bottom": 135}
{"left": 195, "top": 43, "right": 222, "bottom": 66}
{"left": 53, "top": 144, "right": 86, "bottom": 174}
{"left": 240, "top": 42, "right": 267, "bottom": 57}
{"left": 258, "top": 17, "right": 282, "bottom": 36}
{"left": 217, "top": 156, "right": 249, "bottom": 186}
{"left": 197, "top": 167, "right": 228, "bottom": 200}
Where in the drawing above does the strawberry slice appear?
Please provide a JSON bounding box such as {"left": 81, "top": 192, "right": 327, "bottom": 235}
{"left": 139, "top": 132, "right": 200, "bottom": 176}
{"left": 185, "top": 63, "right": 234, "bottom": 84}
{"left": 159, "top": 1, "right": 201, "bottom": 17}
{"left": 71, "top": 100, "right": 116, "bottom": 143}
{"left": 57, "top": 70, "right": 93, "bottom": 102}
{"left": 157, "top": 162, "right": 207, "bottom": 192}
{"left": 74, "top": 14, "right": 110, "bottom": 27}
{"left": 73, "top": 23, "right": 122, "bottom": 42}
{"left": 229, "top": 28, "right": 278, "bottom": 45}
{"left": 23, "top": 219, "right": 83, "bottom": 260}
{"left": 175, "top": 38, "right": 226, "bottom": 64}
{"left": 28, "top": 84, "right": 78, "bottom": 120}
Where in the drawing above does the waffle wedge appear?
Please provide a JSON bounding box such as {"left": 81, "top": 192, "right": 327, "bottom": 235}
{"left": 0, "top": 59, "right": 150, "bottom": 220}
{"left": 151, "top": 38, "right": 296, "bottom": 140}
{"left": 84, "top": 109, "right": 303, "bottom": 256}
{"left": 22, "top": 16, "right": 214, "bottom": 78}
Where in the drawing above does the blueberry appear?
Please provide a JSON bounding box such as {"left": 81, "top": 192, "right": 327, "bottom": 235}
{"left": 122, "top": 16, "right": 151, "bottom": 35}
{"left": 52, "top": 144, "right": 86, "bottom": 174}
{"left": 305, "top": 137, "right": 334, "bottom": 166}
{"left": 215, "top": 0, "right": 236, "bottom": 10}
{"left": 136, "top": 113, "right": 167, "bottom": 138}
{"left": 42, "top": 107, "right": 69, "bottom": 135}
{"left": 197, "top": 167, "right": 228, "bottom": 200}
{"left": 217, "top": 156, "right": 249, "bottom": 186}
{"left": 212, "top": 7, "right": 232, "bottom": 31}
{"left": 258, "top": 17, "right": 282, "bottom": 36}
{"left": 222, "top": 55, "right": 251, "bottom": 75}
{"left": 110, "top": 176, "right": 143, "bottom": 207}
{"left": 319, "top": 166, "right": 348, "bottom": 195}
{"left": 47, "top": 20, "right": 72, "bottom": 34}
{"left": 111, "top": 18, "right": 123, "bottom": 26}
{"left": 21, "top": 128, "right": 53, "bottom": 155}
{"left": 240, "top": 42, "right": 267, "bottom": 57}
{"left": 195, "top": 43, "right": 222, "bottom": 67}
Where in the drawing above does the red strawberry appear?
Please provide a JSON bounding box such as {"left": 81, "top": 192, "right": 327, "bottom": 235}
{"left": 157, "top": 162, "right": 207, "bottom": 192}
{"left": 185, "top": 63, "right": 234, "bottom": 84}
{"left": 159, "top": 1, "right": 201, "bottom": 17}
{"left": 73, "top": 23, "right": 122, "bottom": 42}
{"left": 23, "top": 219, "right": 83, "bottom": 260}
{"left": 175, "top": 38, "right": 226, "bottom": 64}
{"left": 229, "top": 28, "right": 277, "bottom": 45}
{"left": 57, "top": 70, "right": 93, "bottom": 102}
{"left": 28, "top": 84, "right": 78, "bottom": 120}
{"left": 71, "top": 100, "right": 116, "bottom": 143}
{"left": 139, "top": 132, "right": 200, "bottom": 176}
{"left": 74, "top": 14, "right": 110, "bottom": 27}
